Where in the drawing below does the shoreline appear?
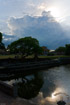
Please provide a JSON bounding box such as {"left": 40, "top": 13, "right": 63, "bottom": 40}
{"left": 0, "top": 57, "right": 70, "bottom": 80}
{"left": 0, "top": 57, "right": 70, "bottom": 72}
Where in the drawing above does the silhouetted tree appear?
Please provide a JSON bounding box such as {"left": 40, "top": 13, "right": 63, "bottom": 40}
{"left": 0, "top": 43, "right": 5, "bottom": 49}
{"left": 55, "top": 47, "right": 65, "bottom": 55}
{"left": 0, "top": 32, "right": 2, "bottom": 43}
{"left": 65, "top": 44, "right": 70, "bottom": 55}
{"left": 0, "top": 32, "right": 5, "bottom": 49}
{"left": 8, "top": 37, "right": 43, "bottom": 58}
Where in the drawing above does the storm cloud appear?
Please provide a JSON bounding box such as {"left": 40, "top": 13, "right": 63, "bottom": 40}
{"left": 7, "top": 11, "right": 70, "bottom": 49}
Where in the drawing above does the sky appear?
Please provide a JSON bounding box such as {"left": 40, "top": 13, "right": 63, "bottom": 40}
{"left": 0, "top": 0, "right": 70, "bottom": 49}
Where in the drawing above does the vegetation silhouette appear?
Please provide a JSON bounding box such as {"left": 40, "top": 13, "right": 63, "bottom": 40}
{"left": 16, "top": 72, "right": 44, "bottom": 99}
{"left": 8, "top": 37, "right": 43, "bottom": 59}
{"left": 65, "top": 44, "right": 70, "bottom": 55}
{"left": 0, "top": 32, "right": 5, "bottom": 49}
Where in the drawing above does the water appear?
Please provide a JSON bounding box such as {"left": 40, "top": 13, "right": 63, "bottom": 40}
{"left": 6, "top": 65, "right": 70, "bottom": 105}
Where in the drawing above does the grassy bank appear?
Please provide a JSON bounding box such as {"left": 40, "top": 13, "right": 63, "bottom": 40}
{"left": 0, "top": 55, "right": 70, "bottom": 59}
{"left": 0, "top": 55, "right": 15, "bottom": 59}
{"left": 38, "top": 55, "right": 70, "bottom": 59}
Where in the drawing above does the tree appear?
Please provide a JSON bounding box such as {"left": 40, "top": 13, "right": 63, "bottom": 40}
{"left": 0, "top": 43, "right": 5, "bottom": 49}
{"left": 8, "top": 37, "right": 42, "bottom": 58}
{"left": 0, "top": 32, "right": 2, "bottom": 43}
{"left": 55, "top": 47, "right": 65, "bottom": 52}
{"left": 0, "top": 32, "right": 5, "bottom": 50}
{"left": 65, "top": 44, "right": 70, "bottom": 55}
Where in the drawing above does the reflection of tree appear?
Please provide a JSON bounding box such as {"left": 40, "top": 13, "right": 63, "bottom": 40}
{"left": 17, "top": 73, "right": 44, "bottom": 99}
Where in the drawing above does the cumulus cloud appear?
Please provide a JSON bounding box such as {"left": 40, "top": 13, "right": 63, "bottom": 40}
{"left": 7, "top": 11, "right": 70, "bottom": 49}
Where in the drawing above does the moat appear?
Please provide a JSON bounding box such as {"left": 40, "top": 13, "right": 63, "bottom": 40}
{"left": 4, "top": 64, "right": 70, "bottom": 105}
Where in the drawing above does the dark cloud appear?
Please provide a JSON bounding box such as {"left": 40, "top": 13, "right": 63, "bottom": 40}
{"left": 6, "top": 11, "right": 70, "bottom": 49}
{"left": 2, "top": 34, "right": 18, "bottom": 46}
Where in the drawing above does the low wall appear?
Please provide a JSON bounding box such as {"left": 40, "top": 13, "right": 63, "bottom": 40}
{"left": 0, "top": 57, "right": 70, "bottom": 78}
{"left": 0, "top": 60, "right": 60, "bottom": 74}
{"left": 0, "top": 58, "right": 51, "bottom": 66}
{"left": 0, "top": 81, "right": 18, "bottom": 97}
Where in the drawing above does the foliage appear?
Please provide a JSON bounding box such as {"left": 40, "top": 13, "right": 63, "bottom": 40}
{"left": 0, "top": 32, "right": 5, "bottom": 50}
{"left": 0, "top": 32, "right": 2, "bottom": 43}
{"left": 56, "top": 45, "right": 70, "bottom": 56}
{"left": 65, "top": 44, "right": 70, "bottom": 55}
{"left": 0, "top": 43, "right": 5, "bottom": 49}
{"left": 8, "top": 37, "right": 43, "bottom": 58}
{"left": 55, "top": 47, "right": 66, "bottom": 52}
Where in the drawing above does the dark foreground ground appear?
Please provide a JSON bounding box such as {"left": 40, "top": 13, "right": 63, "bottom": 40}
{"left": 0, "top": 91, "right": 36, "bottom": 105}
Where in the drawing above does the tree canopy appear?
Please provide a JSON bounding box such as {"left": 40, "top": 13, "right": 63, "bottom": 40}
{"left": 65, "top": 44, "right": 70, "bottom": 55}
{"left": 0, "top": 32, "right": 2, "bottom": 43}
{"left": 55, "top": 47, "right": 66, "bottom": 52}
{"left": 0, "top": 32, "right": 5, "bottom": 50}
{"left": 8, "top": 37, "right": 43, "bottom": 58}
{"left": 0, "top": 43, "right": 5, "bottom": 49}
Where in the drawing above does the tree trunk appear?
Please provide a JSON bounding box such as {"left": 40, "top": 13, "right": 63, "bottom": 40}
{"left": 34, "top": 53, "right": 38, "bottom": 61}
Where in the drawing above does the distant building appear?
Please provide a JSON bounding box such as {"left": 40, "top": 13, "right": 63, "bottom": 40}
{"left": 42, "top": 46, "right": 49, "bottom": 55}
{"left": 48, "top": 50, "right": 56, "bottom": 56}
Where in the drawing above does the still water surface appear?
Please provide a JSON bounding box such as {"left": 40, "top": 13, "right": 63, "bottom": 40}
{"left": 7, "top": 65, "right": 70, "bottom": 105}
